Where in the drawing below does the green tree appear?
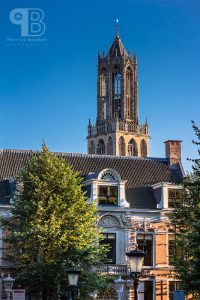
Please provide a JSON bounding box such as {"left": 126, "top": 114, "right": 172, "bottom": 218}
{"left": 171, "top": 121, "right": 200, "bottom": 294}
{"left": 0, "top": 145, "right": 106, "bottom": 298}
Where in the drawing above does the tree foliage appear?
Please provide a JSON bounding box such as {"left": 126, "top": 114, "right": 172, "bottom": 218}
{"left": 0, "top": 145, "right": 106, "bottom": 297}
{"left": 171, "top": 121, "right": 200, "bottom": 294}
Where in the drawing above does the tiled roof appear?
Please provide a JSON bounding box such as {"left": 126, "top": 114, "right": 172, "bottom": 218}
{"left": 0, "top": 150, "right": 183, "bottom": 209}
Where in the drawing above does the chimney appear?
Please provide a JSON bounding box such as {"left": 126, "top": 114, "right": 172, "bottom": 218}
{"left": 164, "top": 140, "right": 182, "bottom": 165}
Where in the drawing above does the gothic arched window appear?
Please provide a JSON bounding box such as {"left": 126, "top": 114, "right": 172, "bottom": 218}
{"left": 107, "top": 136, "right": 113, "bottom": 155}
{"left": 112, "top": 67, "right": 122, "bottom": 118}
{"left": 128, "top": 138, "right": 138, "bottom": 156}
{"left": 114, "top": 71, "right": 121, "bottom": 96}
{"left": 119, "top": 136, "right": 125, "bottom": 156}
{"left": 126, "top": 67, "right": 133, "bottom": 95}
{"left": 99, "top": 69, "right": 107, "bottom": 119}
{"left": 100, "top": 69, "right": 106, "bottom": 97}
{"left": 140, "top": 139, "right": 147, "bottom": 157}
{"left": 126, "top": 67, "right": 133, "bottom": 119}
{"left": 89, "top": 140, "right": 95, "bottom": 154}
{"left": 97, "top": 139, "right": 105, "bottom": 155}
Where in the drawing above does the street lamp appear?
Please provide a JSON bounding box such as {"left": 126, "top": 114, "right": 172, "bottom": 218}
{"left": 3, "top": 274, "right": 15, "bottom": 300}
{"left": 114, "top": 276, "right": 125, "bottom": 300}
{"left": 126, "top": 279, "right": 133, "bottom": 289}
{"left": 126, "top": 248, "right": 146, "bottom": 300}
{"left": 66, "top": 268, "right": 81, "bottom": 300}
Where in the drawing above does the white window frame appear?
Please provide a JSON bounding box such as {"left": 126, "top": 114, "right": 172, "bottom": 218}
{"left": 137, "top": 232, "right": 155, "bottom": 268}
{"left": 98, "top": 182, "right": 119, "bottom": 206}
{"left": 167, "top": 280, "right": 182, "bottom": 300}
{"left": 138, "top": 279, "right": 155, "bottom": 300}
{"left": 102, "top": 230, "right": 119, "bottom": 264}
{"left": 82, "top": 168, "right": 129, "bottom": 208}
{"left": 152, "top": 183, "right": 182, "bottom": 209}
{"left": 167, "top": 231, "right": 178, "bottom": 267}
{"left": 167, "top": 188, "right": 183, "bottom": 209}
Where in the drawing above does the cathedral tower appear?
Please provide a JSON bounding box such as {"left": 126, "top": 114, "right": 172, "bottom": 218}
{"left": 87, "top": 31, "right": 149, "bottom": 157}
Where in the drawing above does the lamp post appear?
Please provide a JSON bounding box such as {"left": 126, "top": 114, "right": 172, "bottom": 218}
{"left": 0, "top": 273, "right": 3, "bottom": 300}
{"left": 114, "top": 276, "right": 125, "bottom": 300}
{"left": 66, "top": 268, "right": 81, "bottom": 300}
{"left": 126, "top": 248, "right": 146, "bottom": 300}
{"left": 57, "top": 284, "right": 61, "bottom": 300}
{"left": 126, "top": 279, "right": 133, "bottom": 289}
{"left": 3, "top": 274, "right": 15, "bottom": 300}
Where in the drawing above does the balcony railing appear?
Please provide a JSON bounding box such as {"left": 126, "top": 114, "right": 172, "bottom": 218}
{"left": 98, "top": 264, "right": 128, "bottom": 275}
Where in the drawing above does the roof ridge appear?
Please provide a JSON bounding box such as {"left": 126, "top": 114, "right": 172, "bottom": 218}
{"left": 0, "top": 149, "right": 168, "bottom": 162}
{"left": 1, "top": 149, "right": 33, "bottom": 154}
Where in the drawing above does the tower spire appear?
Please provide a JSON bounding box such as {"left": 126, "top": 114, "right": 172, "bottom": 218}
{"left": 116, "top": 18, "right": 119, "bottom": 37}
{"left": 87, "top": 29, "right": 149, "bottom": 157}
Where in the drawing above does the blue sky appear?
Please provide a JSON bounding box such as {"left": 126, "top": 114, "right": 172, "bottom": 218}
{"left": 0, "top": 0, "right": 200, "bottom": 171}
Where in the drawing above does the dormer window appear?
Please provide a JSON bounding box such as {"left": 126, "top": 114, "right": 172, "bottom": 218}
{"left": 82, "top": 168, "right": 130, "bottom": 208}
{"left": 152, "top": 183, "right": 183, "bottom": 209}
{"left": 98, "top": 169, "right": 120, "bottom": 206}
{"left": 98, "top": 186, "right": 118, "bottom": 206}
{"left": 168, "top": 189, "right": 182, "bottom": 208}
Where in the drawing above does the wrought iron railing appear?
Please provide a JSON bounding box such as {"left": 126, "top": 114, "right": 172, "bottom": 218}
{"left": 98, "top": 264, "right": 128, "bottom": 275}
